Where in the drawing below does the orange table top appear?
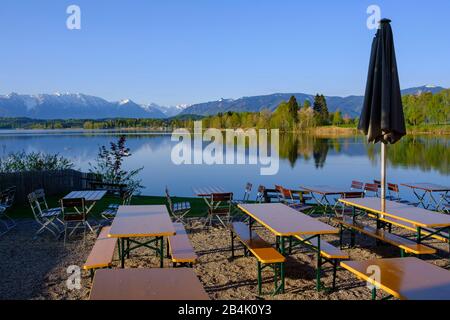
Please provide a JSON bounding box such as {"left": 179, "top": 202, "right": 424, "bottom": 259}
{"left": 341, "top": 257, "right": 450, "bottom": 300}
{"left": 89, "top": 268, "right": 209, "bottom": 300}
{"left": 109, "top": 205, "right": 176, "bottom": 238}
{"left": 238, "top": 203, "right": 338, "bottom": 236}
{"left": 339, "top": 197, "right": 450, "bottom": 228}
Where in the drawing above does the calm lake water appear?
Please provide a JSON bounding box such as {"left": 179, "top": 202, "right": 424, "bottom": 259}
{"left": 0, "top": 130, "right": 448, "bottom": 202}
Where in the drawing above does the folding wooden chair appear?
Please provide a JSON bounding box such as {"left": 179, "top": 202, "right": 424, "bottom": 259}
{"left": 60, "top": 198, "right": 88, "bottom": 245}
{"left": 364, "top": 183, "right": 379, "bottom": 197}
{"left": 205, "top": 192, "right": 233, "bottom": 228}
{"left": 233, "top": 183, "right": 252, "bottom": 205}
{"left": 255, "top": 185, "right": 266, "bottom": 203}
{"left": 28, "top": 192, "right": 62, "bottom": 239}
{"left": 101, "top": 189, "right": 133, "bottom": 222}
{"left": 277, "top": 186, "right": 312, "bottom": 212}
{"left": 350, "top": 181, "right": 364, "bottom": 191}
{"left": 387, "top": 183, "right": 417, "bottom": 205}
{"left": 334, "top": 191, "right": 366, "bottom": 217}
{"left": 0, "top": 187, "right": 17, "bottom": 236}
{"left": 165, "top": 187, "right": 190, "bottom": 225}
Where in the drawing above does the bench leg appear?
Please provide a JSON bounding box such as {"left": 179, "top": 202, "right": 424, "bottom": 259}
{"left": 166, "top": 238, "right": 170, "bottom": 259}
{"left": 230, "top": 230, "right": 235, "bottom": 259}
{"left": 332, "top": 260, "right": 337, "bottom": 290}
{"left": 126, "top": 238, "right": 130, "bottom": 258}
{"left": 371, "top": 287, "right": 377, "bottom": 300}
{"left": 350, "top": 230, "right": 355, "bottom": 248}
{"left": 289, "top": 236, "right": 292, "bottom": 255}
{"left": 339, "top": 225, "right": 343, "bottom": 249}
{"left": 257, "top": 261, "right": 262, "bottom": 296}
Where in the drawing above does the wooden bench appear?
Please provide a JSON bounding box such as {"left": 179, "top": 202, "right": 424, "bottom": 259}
{"left": 83, "top": 226, "right": 118, "bottom": 279}
{"left": 293, "top": 234, "right": 349, "bottom": 290}
{"left": 336, "top": 217, "right": 436, "bottom": 256}
{"left": 230, "top": 222, "right": 285, "bottom": 295}
{"left": 368, "top": 213, "right": 449, "bottom": 243}
{"left": 167, "top": 223, "right": 197, "bottom": 267}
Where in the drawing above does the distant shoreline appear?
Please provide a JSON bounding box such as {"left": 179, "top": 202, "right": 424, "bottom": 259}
{"left": 0, "top": 125, "right": 448, "bottom": 136}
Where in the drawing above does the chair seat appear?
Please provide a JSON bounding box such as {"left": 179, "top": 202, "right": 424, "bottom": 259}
{"left": 108, "top": 203, "right": 120, "bottom": 210}
{"left": 101, "top": 208, "right": 118, "bottom": 217}
{"left": 173, "top": 202, "right": 191, "bottom": 211}
{"left": 41, "top": 208, "right": 61, "bottom": 217}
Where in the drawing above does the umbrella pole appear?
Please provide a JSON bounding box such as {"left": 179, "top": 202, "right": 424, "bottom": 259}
{"left": 381, "top": 142, "right": 387, "bottom": 213}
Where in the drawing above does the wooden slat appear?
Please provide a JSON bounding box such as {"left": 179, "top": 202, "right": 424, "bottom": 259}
{"left": 238, "top": 203, "right": 338, "bottom": 236}
{"left": 338, "top": 217, "right": 436, "bottom": 255}
{"left": 341, "top": 257, "right": 450, "bottom": 300}
{"left": 168, "top": 223, "right": 197, "bottom": 263}
{"left": 339, "top": 197, "right": 450, "bottom": 228}
{"left": 89, "top": 269, "right": 209, "bottom": 300}
{"left": 83, "top": 227, "right": 117, "bottom": 270}
{"left": 109, "top": 205, "right": 176, "bottom": 238}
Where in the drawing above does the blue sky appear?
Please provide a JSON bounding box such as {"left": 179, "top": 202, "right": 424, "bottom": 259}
{"left": 0, "top": 0, "right": 449, "bottom": 106}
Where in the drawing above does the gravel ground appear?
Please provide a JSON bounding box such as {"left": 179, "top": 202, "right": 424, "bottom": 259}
{"left": 0, "top": 217, "right": 449, "bottom": 300}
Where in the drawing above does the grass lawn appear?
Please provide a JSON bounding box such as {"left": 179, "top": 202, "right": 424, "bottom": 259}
{"left": 8, "top": 194, "right": 210, "bottom": 219}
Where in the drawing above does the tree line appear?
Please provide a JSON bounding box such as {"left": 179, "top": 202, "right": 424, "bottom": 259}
{"left": 0, "top": 89, "right": 447, "bottom": 131}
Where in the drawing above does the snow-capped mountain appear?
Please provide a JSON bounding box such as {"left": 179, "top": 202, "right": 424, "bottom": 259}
{"left": 148, "top": 104, "right": 190, "bottom": 117}
{"left": 0, "top": 93, "right": 167, "bottom": 119}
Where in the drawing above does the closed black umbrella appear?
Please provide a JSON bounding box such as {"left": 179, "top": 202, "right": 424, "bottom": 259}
{"left": 358, "top": 19, "right": 406, "bottom": 207}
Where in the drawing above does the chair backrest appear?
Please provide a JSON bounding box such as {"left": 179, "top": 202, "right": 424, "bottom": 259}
{"left": 122, "top": 189, "right": 133, "bottom": 205}
{"left": 241, "top": 182, "right": 252, "bottom": 202}
{"left": 274, "top": 185, "right": 285, "bottom": 201}
{"left": 28, "top": 192, "right": 43, "bottom": 220}
{"left": 165, "top": 186, "right": 173, "bottom": 210}
{"left": 350, "top": 181, "right": 364, "bottom": 190}
{"left": 34, "top": 189, "right": 49, "bottom": 210}
{"left": 60, "top": 198, "right": 86, "bottom": 220}
{"left": 387, "top": 183, "right": 399, "bottom": 193}
{"left": 210, "top": 193, "right": 233, "bottom": 215}
{"left": 1, "top": 186, "right": 16, "bottom": 207}
{"left": 256, "top": 185, "right": 266, "bottom": 203}
{"left": 373, "top": 180, "right": 381, "bottom": 188}
{"left": 364, "top": 183, "right": 379, "bottom": 196}
{"left": 341, "top": 191, "right": 365, "bottom": 199}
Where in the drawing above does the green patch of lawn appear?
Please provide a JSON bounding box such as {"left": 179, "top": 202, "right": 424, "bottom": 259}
{"left": 8, "top": 194, "right": 209, "bottom": 219}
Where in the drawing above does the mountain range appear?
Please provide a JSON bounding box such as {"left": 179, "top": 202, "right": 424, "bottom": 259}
{"left": 0, "top": 85, "right": 445, "bottom": 120}
{"left": 180, "top": 85, "right": 446, "bottom": 117}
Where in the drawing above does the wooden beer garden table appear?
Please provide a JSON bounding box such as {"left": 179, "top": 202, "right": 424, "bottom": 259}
{"left": 89, "top": 268, "right": 209, "bottom": 300}
{"left": 341, "top": 257, "right": 450, "bottom": 300}
{"left": 300, "top": 185, "right": 353, "bottom": 214}
{"left": 238, "top": 203, "right": 338, "bottom": 291}
{"left": 401, "top": 182, "right": 450, "bottom": 211}
{"left": 338, "top": 197, "right": 450, "bottom": 250}
{"left": 63, "top": 190, "right": 107, "bottom": 232}
{"left": 108, "top": 205, "right": 176, "bottom": 268}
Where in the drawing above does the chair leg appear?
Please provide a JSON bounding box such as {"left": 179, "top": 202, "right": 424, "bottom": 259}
{"left": 64, "top": 223, "right": 68, "bottom": 247}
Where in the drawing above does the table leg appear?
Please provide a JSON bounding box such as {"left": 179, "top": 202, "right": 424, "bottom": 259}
{"left": 416, "top": 227, "right": 422, "bottom": 244}
{"left": 120, "top": 238, "right": 125, "bottom": 268}
{"left": 160, "top": 236, "right": 164, "bottom": 268}
{"left": 279, "top": 236, "right": 285, "bottom": 293}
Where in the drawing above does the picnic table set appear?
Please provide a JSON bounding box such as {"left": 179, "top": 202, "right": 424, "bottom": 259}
{"left": 18, "top": 166, "right": 449, "bottom": 301}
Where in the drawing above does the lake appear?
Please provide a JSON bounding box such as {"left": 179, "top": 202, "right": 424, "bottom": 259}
{"left": 0, "top": 130, "right": 448, "bottom": 202}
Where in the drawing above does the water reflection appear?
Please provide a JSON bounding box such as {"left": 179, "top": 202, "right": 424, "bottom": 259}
{"left": 0, "top": 130, "right": 447, "bottom": 196}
